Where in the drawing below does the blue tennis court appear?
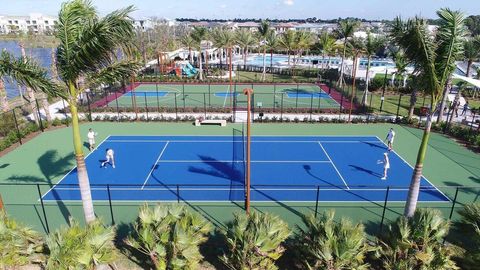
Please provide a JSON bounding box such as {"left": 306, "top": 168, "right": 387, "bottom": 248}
{"left": 42, "top": 135, "right": 449, "bottom": 203}
{"left": 214, "top": 92, "right": 240, "bottom": 97}
{"left": 286, "top": 92, "right": 332, "bottom": 99}
{"left": 123, "top": 91, "right": 170, "bottom": 97}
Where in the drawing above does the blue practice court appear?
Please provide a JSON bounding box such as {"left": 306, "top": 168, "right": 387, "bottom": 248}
{"left": 42, "top": 135, "right": 449, "bottom": 203}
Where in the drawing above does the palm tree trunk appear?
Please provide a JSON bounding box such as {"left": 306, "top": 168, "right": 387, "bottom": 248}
{"left": 69, "top": 83, "right": 95, "bottom": 223}
{"left": 189, "top": 48, "right": 193, "bottom": 64}
{"left": 362, "top": 56, "right": 371, "bottom": 105}
{"left": 262, "top": 47, "right": 266, "bottom": 81}
{"left": 198, "top": 50, "right": 203, "bottom": 81}
{"left": 270, "top": 50, "right": 273, "bottom": 70}
{"left": 404, "top": 114, "right": 433, "bottom": 217}
{"left": 0, "top": 78, "right": 9, "bottom": 112}
{"left": 243, "top": 48, "right": 247, "bottom": 69}
{"left": 20, "top": 43, "right": 40, "bottom": 124}
{"left": 436, "top": 77, "right": 451, "bottom": 123}
{"left": 408, "top": 89, "right": 417, "bottom": 120}
{"left": 337, "top": 40, "right": 347, "bottom": 87}
{"left": 349, "top": 56, "right": 358, "bottom": 122}
{"left": 229, "top": 47, "right": 233, "bottom": 111}
{"left": 41, "top": 95, "right": 52, "bottom": 122}
{"left": 466, "top": 60, "right": 472, "bottom": 77}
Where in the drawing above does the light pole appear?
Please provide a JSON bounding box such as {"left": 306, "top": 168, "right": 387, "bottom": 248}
{"left": 243, "top": 88, "right": 253, "bottom": 214}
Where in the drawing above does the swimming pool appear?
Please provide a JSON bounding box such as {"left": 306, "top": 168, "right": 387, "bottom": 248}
{"left": 245, "top": 54, "right": 396, "bottom": 68}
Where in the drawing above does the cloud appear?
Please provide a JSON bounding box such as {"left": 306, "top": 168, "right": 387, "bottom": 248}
{"left": 284, "top": 0, "right": 294, "bottom": 6}
{"left": 220, "top": 4, "right": 227, "bottom": 9}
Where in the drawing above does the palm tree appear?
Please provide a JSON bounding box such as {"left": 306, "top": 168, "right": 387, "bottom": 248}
{"left": 279, "top": 29, "right": 296, "bottom": 66}
{"left": 257, "top": 20, "right": 270, "bottom": 81}
{"left": 191, "top": 26, "right": 208, "bottom": 80}
{"left": 455, "top": 203, "right": 480, "bottom": 269}
{"left": 293, "top": 30, "right": 312, "bottom": 67}
{"left": 463, "top": 36, "right": 480, "bottom": 77}
{"left": 220, "top": 28, "right": 237, "bottom": 108}
{"left": 18, "top": 43, "right": 41, "bottom": 125}
{"left": 347, "top": 37, "right": 366, "bottom": 120}
{"left": 390, "top": 8, "right": 466, "bottom": 217}
{"left": 180, "top": 34, "right": 195, "bottom": 64}
{"left": 293, "top": 211, "right": 372, "bottom": 269}
{"left": 0, "top": 77, "right": 8, "bottom": 112}
{"left": 336, "top": 19, "right": 359, "bottom": 88}
{"left": 361, "top": 33, "right": 384, "bottom": 105}
{"left": 390, "top": 48, "right": 410, "bottom": 88}
{"left": 317, "top": 32, "right": 336, "bottom": 69}
{"left": 375, "top": 208, "right": 458, "bottom": 269}
{"left": 51, "top": 0, "right": 139, "bottom": 223}
{"left": 265, "top": 30, "right": 279, "bottom": 71}
{"left": 235, "top": 28, "right": 257, "bottom": 69}
{"left": 210, "top": 27, "right": 226, "bottom": 68}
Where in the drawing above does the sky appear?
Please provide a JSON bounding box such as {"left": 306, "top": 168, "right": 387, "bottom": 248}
{"left": 0, "top": 0, "right": 479, "bottom": 20}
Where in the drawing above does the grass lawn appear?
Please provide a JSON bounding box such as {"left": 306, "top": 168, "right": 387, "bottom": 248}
{"left": 0, "top": 122, "right": 478, "bottom": 237}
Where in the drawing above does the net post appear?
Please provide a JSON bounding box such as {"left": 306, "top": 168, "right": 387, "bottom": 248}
{"left": 176, "top": 185, "right": 180, "bottom": 203}
{"left": 315, "top": 186, "right": 320, "bottom": 218}
{"left": 379, "top": 186, "right": 390, "bottom": 233}
{"left": 339, "top": 92, "right": 344, "bottom": 120}
{"left": 36, "top": 184, "right": 50, "bottom": 233}
{"left": 448, "top": 187, "right": 459, "bottom": 220}
{"left": 35, "top": 99, "right": 44, "bottom": 132}
{"left": 12, "top": 108, "right": 22, "bottom": 145}
{"left": 107, "top": 184, "right": 115, "bottom": 225}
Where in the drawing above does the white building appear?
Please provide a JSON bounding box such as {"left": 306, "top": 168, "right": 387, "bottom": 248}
{"left": 0, "top": 13, "right": 57, "bottom": 34}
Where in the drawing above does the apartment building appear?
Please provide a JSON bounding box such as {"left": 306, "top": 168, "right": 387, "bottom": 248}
{"left": 0, "top": 13, "right": 57, "bottom": 34}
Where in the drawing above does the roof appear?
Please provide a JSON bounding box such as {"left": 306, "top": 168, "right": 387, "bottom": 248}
{"left": 236, "top": 22, "right": 260, "bottom": 28}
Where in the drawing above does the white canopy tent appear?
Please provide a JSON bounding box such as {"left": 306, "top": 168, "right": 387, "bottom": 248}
{"left": 452, "top": 74, "right": 480, "bottom": 88}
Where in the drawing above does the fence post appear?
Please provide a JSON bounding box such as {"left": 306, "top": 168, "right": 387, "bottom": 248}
{"left": 12, "top": 108, "right": 22, "bottom": 145}
{"left": 35, "top": 99, "right": 44, "bottom": 132}
{"left": 174, "top": 94, "right": 178, "bottom": 121}
{"left": 280, "top": 92, "right": 284, "bottom": 121}
{"left": 396, "top": 94, "right": 402, "bottom": 119}
{"left": 273, "top": 84, "right": 276, "bottom": 112}
{"left": 182, "top": 83, "right": 186, "bottom": 109}
{"left": 177, "top": 185, "right": 180, "bottom": 203}
{"left": 448, "top": 187, "right": 459, "bottom": 220}
{"left": 155, "top": 82, "right": 160, "bottom": 113}
{"left": 114, "top": 91, "right": 120, "bottom": 120}
{"left": 203, "top": 93, "right": 207, "bottom": 118}
{"left": 379, "top": 186, "right": 390, "bottom": 233}
{"left": 107, "top": 184, "right": 115, "bottom": 225}
{"left": 208, "top": 83, "right": 211, "bottom": 107}
{"left": 36, "top": 184, "right": 50, "bottom": 233}
{"left": 309, "top": 93, "right": 314, "bottom": 121}
{"left": 144, "top": 92, "right": 149, "bottom": 120}
{"left": 295, "top": 87, "right": 299, "bottom": 110}
{"left": 314, "top": 186, "right": 320, "bottom": 218}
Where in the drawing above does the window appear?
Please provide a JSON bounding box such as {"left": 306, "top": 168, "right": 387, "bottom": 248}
{"left": 26, "top": 20, "right": 30, "bottom": 24}
{"left": 14, "top": 20, "right": 18, "bottom": 24}
{"left": 32, "top": 20, "right": 36, "bottom": 24}
{"left": 45, "top": 20, "right": 49, "bottom": 24}
{"left": 8, "top": 20, "right": 12, "bottom": 24}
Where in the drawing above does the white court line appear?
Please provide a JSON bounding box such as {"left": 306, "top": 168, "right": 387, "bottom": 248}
{"left": 317, "top": 142, "right": 350, "bottom": 190}
{"left": 105, "top": 140, "right": 382, "bottom": 143}
{"left": 106, "top": 134, "right": 378, "bottom": 137}
{"left": 141, "top": 142, "right": 170, "bottom": 190}
{"left": 374, "top": 136, "right": 451, "bottom": 202}
{"left": 42, "top": 199, "right": 450, "bottom": 203}
{"left": 52, "top": 187, "right": 433, "bottom": 191}
{"left": 156, "top": 160, "right": 331, "bottom": 163}
{"left": 41, "top": 135, "right": 112, "bottom": 200}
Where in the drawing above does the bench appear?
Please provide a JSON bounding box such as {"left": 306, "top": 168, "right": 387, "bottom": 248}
{"left": 194, "top": 119, "right": 227, "bottom": 127}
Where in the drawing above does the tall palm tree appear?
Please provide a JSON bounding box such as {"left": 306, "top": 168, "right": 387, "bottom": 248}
{"left": 336, "top": 20, "right": 359, "bottom": 87}
{"left": 18, "top": 43, "right": 41, "bottom": 124}
{"left": 265, "top": 30, "right": 279, "bottom": 70}
{"left": 318, "top": 32, "right": 336, "bottom": 69}
{"left": 210, "top": 27, "right": 226, "bottom": 68}
{"left": 235, "top": 28, "right": 257, "bottom": 69}
{"left": 390, "top": 48, "right": 410, "bottom": 88}
{"left": 293, "top": 30, "right": 312, "bottom": 66}
{"left": 0, "top": 76, "right": 8, "bottom": 112}
{"left": 279, "top": 29, "right": 296, "bottom": 66}
{"left": 47, "top": 0, "right": 139, "bottom": 223}
{"left": 463, "top": 36, "right": 480, "bottom": 77}
{"left": 257, "top": 20, "right": 270, "bottom": 81}
{"left": 190, "top": 26, "right": 208, "bottom": 80}
{"left": 390, "top": 8, "right": 466, "bottom": 217}
{"left": 347, "top": 37, "right": 366, "bottom": 120}
{"left": 180, "top": 34, "right": 195, "bottom": 64}
{"left": 361, "top": 33, "right": 384, "bottom": 105}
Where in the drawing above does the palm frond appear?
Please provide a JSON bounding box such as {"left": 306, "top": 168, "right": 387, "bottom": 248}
{"left": 0, "top": 51, "right": 65, "bottom": 99}
{"left": 85, "top": 59, "right": 141, "bottom": 87}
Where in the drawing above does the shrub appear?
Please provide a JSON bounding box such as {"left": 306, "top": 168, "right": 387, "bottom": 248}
{"left": 292, "top": 211, "right": 373, "bottom": 269}
{"left": 45, "top": 218, "right": 118, "bottom": 270}
{"left": 454, "top": 203, "right": 480, "bottom": 269}
{"left": 220, "top": 211, "right": 290, "bottom": 270}
{"left": 374, "top": 208, "right": 458, "bottom": 270}
{"left": 0, "top": 211, "right": 45, "bottom": 267}
{"left": 125, "top": 204, "right": 211, "bottom": 270}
